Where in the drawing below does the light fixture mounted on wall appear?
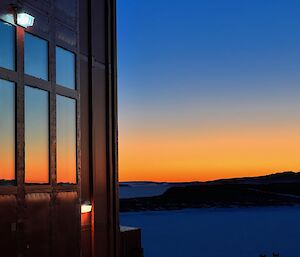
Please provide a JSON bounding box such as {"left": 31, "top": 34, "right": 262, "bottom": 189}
{"left": 81, "top": 201, "right": 92, "bottom": 214}
{"left": 7, "top": 4, "right": 35, "bottom": 28}
{"left": 16, "top": 12, "right": 35, "bottom": 28}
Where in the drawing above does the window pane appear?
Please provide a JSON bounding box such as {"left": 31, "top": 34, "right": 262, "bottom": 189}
{"left": 0, "top": 21, "right": 15, "bottom": 70}
{"left": 25, "top": 86, "right": 49, "bottom": 184}
{"left": 25, "top": 33, "right": 48, "bottom": 80}
{"left": 0, "top": 79, "right": 15, "bottom": 183}
{"left": 56, "top": 47, "right": 76, "bottom": 89}
{"left": 57, "top": 95, "right": 76, "bottom": 184}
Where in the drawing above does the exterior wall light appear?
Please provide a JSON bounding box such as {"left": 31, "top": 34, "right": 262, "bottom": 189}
{"left": 81, "top": 201, "right": 92, "bottom": 214}
{"left": 16, "top": 12, "right": 35, "bottom": 28}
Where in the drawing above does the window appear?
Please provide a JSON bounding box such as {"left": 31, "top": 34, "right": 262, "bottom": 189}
{"left": 0, "top": 20, "right": 15, "bottom": 70}
{"left": 0, "top": 26, "right": 78, "bottom": 186}
{"left": 25, "top": 86, "right": 49, "bottom": 184}
{"left": 0, "top": 79, "right": 15, "bottom": 183}
{"left": 56, "top": 95, "right": 77, "bottom": 184}
{"left": 24, "top": 33, "right": 48, "bottom": 80}
{"left": 56, "top": 47, "right": 76, "bottom": 89}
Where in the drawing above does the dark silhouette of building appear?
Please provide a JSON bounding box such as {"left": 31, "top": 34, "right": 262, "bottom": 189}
{"left": 0, "top": 0, "right": 121, "bottom": 256}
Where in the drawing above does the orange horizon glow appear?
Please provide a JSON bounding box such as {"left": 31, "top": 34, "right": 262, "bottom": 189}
{"left": 119, "top": 125, "right": 300, "bottom": 182}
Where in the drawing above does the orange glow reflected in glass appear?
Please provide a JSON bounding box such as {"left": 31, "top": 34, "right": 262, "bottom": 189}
{"left": 0, "top": 79, "right": 15, "bottom": 183}
{"left": 25, "top": 86, "right": 49, "bottom": 184}
{"left": 56, "top": 95, "right": 77, "bottom": 184}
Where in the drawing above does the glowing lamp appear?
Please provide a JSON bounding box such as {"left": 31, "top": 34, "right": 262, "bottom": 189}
{"left": 17, "top": 13, "right": 35, "bottom": 28}
{"left": 81, "top": 202, "right": 92, "bottom": 214}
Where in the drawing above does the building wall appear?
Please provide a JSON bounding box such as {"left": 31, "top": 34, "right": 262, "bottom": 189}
{"left": 0, "top": 0, "right": 119, "bottom": 256}
{"left": 79, "top": 0, "right": 119, "bottom": 257}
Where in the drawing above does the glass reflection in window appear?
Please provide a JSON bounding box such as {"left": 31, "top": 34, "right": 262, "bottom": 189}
{"left": 56, "top": 95, "right": 76, "bottom": 184}
{"left": 0, "top": 21, "right": 15, "bottom": 70}
{"left": 24, "top": 33, "right": 48, "bottom": 80}
{"left": 25, "top": 86, "right": 49, "bottom": 184}
{"left": 0, "top": 79, "right": 15, "bottom": 183}
{"left": 56, "top": 47, "right": 76, "bottom": 89}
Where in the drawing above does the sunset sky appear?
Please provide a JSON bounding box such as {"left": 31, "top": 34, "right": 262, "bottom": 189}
{"left": 117, "top": 0, "right": 300, "bottom": 182}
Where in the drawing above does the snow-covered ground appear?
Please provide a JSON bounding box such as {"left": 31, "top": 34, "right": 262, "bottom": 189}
{"left": 120, "top": 206, "right": 300, "bottom": 257}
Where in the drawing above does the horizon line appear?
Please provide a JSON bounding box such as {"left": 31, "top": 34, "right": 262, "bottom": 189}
{"left": 119, "top": 170, "right": 299, "bottom": 184}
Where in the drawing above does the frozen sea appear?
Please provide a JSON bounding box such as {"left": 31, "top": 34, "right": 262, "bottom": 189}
{"left": 120, "top": 206, "right": 300, "bottom": 257}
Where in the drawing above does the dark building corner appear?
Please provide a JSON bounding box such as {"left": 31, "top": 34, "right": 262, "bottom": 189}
{"left": 0, "top": 0, "right": 126, "bottom": 256}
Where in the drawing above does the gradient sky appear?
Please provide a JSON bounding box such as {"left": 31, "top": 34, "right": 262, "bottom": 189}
{"left": 117, "top": 0, "right": 300, "bottom": 182}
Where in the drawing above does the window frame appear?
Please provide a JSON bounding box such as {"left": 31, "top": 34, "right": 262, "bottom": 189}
{"left": 55, "top": 43, "right": 79, "bottom": 186}
{"left": 0, "top": 20, "right": 18, "bottom": 191}
{"left": 0, "top": 17, "right": 80, "bottom": 193}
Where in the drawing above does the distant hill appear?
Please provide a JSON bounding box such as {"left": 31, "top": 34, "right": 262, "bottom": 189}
{"left": 205, "top": 171, "right": 300, "bottom": 185}
{"left": 120, "top": 171, "right": 300, "bottom": 186}
{"left": 120, "top": 171, "right": 300, "bottom": 212}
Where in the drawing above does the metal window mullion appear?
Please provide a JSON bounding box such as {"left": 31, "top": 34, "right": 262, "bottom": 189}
{"left": 15, "top": 25, "right": 26, "bottom": 256}
{"left": 48, "top": 1, "right": 57, "bottom": 256}
{"left": 49, "top": 38, "right": 57, "bottom": 188}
